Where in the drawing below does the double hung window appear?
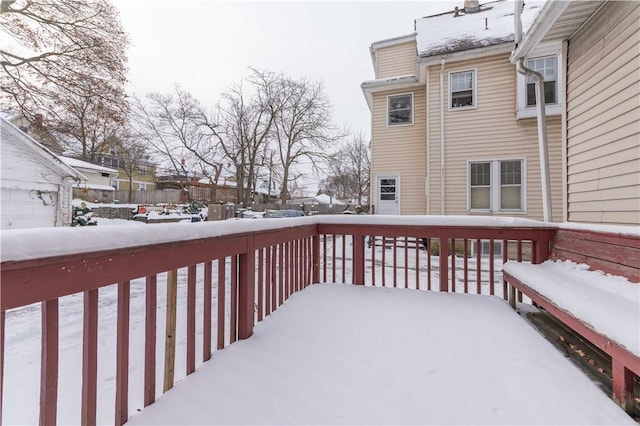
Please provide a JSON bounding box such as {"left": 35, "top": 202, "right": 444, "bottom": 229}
{"left": 469, "top": 159, "right": 524, "bottom": 212}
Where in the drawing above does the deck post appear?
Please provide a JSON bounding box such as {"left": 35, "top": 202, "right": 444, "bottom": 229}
{"left": 612, "top": 359, "right": 634, "bottom": 413}
{"left": 238, "top": 236, "right": 255, "bottom": 340}
{"left": 353, "top": 233, "right": 365, "bottom": 285}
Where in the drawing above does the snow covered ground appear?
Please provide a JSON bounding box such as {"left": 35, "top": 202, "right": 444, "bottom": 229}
{"left": 126, "top": 284, "right": 634, "bottom": 425}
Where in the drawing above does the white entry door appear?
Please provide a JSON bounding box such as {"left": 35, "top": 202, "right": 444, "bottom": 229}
{"left": 376, "top": 175, "right": 399, "bottom": 215}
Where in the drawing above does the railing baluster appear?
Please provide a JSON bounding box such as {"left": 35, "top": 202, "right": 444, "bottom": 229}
{"left": 164, "top": 271, "right": 177, "bottom": 392}
{"left": 203, "top": 263, "right": 212, "bottom": 362}
{"left": 322, "top": 234, "right": 327, "bottom": 281}
{"left": 439, "top": 238, "right": 448, "bottom": 292}
{"left": 217, "top": 259, "right": 226, "bottom": 351}
{"left": 144, "top": 275, "right": 157, "bottom": 406}
{"left": 265, "top": 247, "right": 272, "bottom": 316}
{"left": 82, "top": 289, "right": 98, "bottom": 425}
{"left": 313, "top": 234, "right": 320, "bottom": 285}
{"left": 476, "top": 239, "right": 481, "bottom": 295}
{"left": 230, "top": 256, "right": 238, "bottom": 343}
{"left": 341, "top": 235, "right": 346, "bottom": 284}
{"left": 404, "top": 237, "right": 409, "bottom": 289}
{"left": 489, "top": 240, "right": 495, "bottom": 296}
{"left": 371, "top": 236, "right": 376, "bottom": 287}
{"left": 393, "top": 238, "right": 397, "bottom": 288}
{"left": 271, "top": 246, "right": 278, "bottom": 311}
{"left": 382, "top": 237, "right": 386, "bottom": 287}
{"left": 40, "top": 299, "right": 59, "bottom": 426}
{"left": 451, "top": 238, "right": 456, "bottom": 293}
{"left": 415, "top": 238, "right": 420, "bottom": 290}
{"left": 187, "top": 265, "right": 196, "bottom": 375}
{"left": 279, "top": 243, "right": 285, "bottom": 306}
{"left": 258, "top": 248, "right": 264, "bottom": 322}
{"left": 502, "top": 240, "right": 508, "bottom": 300}
{"left": 463, "top": 239, "right": 469, "bottom": 294}
{"left": 115, "top": 281, "right": 130, "bottom": 426}
{"left": 332, "top": 234, "right": 336, "bottom": 283}
{"left": 427, "top": 238, "right": 431, "bottom": 291}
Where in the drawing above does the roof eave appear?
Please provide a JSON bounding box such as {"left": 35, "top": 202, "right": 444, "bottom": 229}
{"left": 510, "top": 0, "right": 571, "bottom": 62}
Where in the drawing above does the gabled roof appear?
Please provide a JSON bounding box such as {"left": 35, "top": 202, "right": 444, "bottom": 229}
{"left": 416, "top": 0, "right": 544, "bottom": 58}
{"left": 60, "top": 156, "right": 118, "bottom": 175}
{"left": 1, "top": 117, "right": 85, "bottom": 182}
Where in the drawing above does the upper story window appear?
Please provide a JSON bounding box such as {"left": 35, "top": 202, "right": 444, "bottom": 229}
{"left": 526, "top": 56, "right": 557, "bottom": 106}
{"left": 387, "top": 93, "right": 413, "bottom": 126}
{"left": 516, "top": 41, "right": 563, "bottom": 119}
{"left": 139, "top": 164, "right": 147, "bottom": 175}
{"left": 450, "top": 70, "right": 476, "bottom": 109}
{"left": 469, "top": 159, "right": 525, "bottom": 212}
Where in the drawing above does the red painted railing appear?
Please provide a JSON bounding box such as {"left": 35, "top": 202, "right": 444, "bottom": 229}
{"left": 0, "top": 218, "right": 555, "bottom": 425}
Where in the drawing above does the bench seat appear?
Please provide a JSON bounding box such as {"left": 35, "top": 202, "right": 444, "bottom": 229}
{"left": 502, "top": 259, "right": 640, "bottom": 357}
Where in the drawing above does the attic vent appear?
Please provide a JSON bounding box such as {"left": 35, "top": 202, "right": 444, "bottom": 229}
{"left": 464, "top": 0, "right": 480, "bottom": 13}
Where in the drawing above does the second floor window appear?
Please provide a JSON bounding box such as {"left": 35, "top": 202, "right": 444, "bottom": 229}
{"left": 387, "top": 93, "right": 413, "bottom": 126}
{"left": 526, "top": 56, "right": 557, "bottom": 106}
{"left": 450, "top": 70, "right": 475, "bottom": 108}
{"left": 139, "top": 164, "right": 147, "bottom": 175}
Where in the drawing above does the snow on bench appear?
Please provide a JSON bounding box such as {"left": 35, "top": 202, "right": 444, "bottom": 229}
{"left": 502, "top": 226, "right": 640, "bottom": 414}
{"left": 502, "top": 260, "right": 639, "bottom": 357}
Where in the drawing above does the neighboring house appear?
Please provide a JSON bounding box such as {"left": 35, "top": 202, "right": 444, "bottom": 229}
{"left": 8, "top": 113, "right": 65, "bottom": 156}
{"left": 94, "top": 143, "right": 156, "bottom": 192}
{"left": 362, "top": 0, "right": 564, "bottom": 221}
{"left": 59, "top": 156, "right": 118, "bottom": 203}
{"left": 511, "top": 0, "right": 639, "bottom": 226}
{"left": 1, "top": 117, "right": 85, "bottom": 229}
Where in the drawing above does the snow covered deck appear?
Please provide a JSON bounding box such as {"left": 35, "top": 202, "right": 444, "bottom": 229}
{"left": 128, "top": 284, "right": 633, "bottom": 425}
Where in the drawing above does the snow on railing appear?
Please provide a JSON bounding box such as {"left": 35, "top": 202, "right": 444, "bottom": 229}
{"left": 0, "top": 216, "right": 555, "bottom": 425}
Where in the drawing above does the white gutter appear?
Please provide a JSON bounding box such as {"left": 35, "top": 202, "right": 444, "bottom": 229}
{"left": 514, "top": 0, "right": 552, "bottom": 222}
{"left": 439, "top": 58, "right": 446, "bottom": 215}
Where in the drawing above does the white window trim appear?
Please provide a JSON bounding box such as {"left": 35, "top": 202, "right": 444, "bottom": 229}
{"left": 448, "top": 68, "right": 477, "bottom": 111}
{"left": 386, "top": 93, "right": 414, "bottom": 127}
{"left": 467, "top": 158, "right": 527, "bottom": 214}
{"left": 516, "top": 41, "right": 563, "bottom": 120}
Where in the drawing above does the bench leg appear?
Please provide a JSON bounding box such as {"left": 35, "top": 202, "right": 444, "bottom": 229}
{"left": 612, "top": 359, "right": 634, "bottom": 413}
{"left": 508, "top": 284, "right": 516, "bottom": 309}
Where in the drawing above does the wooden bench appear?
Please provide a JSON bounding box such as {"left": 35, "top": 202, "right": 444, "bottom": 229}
{"left": 502, "top": 227, "right": 640, "bottom": 414}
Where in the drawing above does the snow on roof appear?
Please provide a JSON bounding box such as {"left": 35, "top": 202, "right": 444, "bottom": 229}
{"left": 416, "top": 0, "right": 545, "bottom": 58}
{"left": 60, "top": 156, "right": 117, "bottom": 175}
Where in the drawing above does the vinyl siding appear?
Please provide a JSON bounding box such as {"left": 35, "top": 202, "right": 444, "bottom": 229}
{"left": 566, "top": 1, "right": 640, "bottom": 226}
{"left": 426, "top": 54, "right": 563, "bottom": 221}
{"left": 370, "top": 87, "right": 426, "bottom": 214}
{"left": 375, "top": 41, "right": 417, "bottom": 79}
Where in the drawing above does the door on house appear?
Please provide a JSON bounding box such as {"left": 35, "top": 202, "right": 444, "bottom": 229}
{"left": 376, "top": 175, "right": 399, "bottom": 215}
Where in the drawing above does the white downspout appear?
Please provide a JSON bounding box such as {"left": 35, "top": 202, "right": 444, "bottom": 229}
{"left": 514, "top": 1, "right": 552, "bottom": 222}
{"left": 439, "top": 57, "right": 446, "bottom": 215}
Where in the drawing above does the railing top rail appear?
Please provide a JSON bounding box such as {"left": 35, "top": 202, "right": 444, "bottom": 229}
{"left": 1, "top": 215, "right": 557, "bottom": 264}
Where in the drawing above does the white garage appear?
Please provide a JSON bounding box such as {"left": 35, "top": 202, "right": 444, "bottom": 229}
{"left": 1, "top": 117, "right": 85, "bottom": 229}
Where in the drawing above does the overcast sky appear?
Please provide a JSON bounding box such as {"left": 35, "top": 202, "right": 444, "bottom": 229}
{"left": 112, "top": 0, "right": 460, "bottom": 194}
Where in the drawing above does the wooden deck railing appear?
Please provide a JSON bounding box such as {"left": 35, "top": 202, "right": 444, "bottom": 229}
{"left": 0, "top": 217, "right": 556, "bottom": 425}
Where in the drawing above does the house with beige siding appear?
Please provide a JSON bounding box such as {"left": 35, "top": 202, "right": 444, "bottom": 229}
{"left": 362, "top": 0, "right": 564, "bottom": 222}
{"left": 512, "top": 0, "right": 639, "bottom": 226}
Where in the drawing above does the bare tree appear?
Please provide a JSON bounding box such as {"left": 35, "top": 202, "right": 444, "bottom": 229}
{"left": 215, "top": 69, "right": 280, "bottom": 206}
{"left": 273, "top": 76, "right": 338, "bottom": 203}
{"left": 109, "top": 128, "right": 153, "bottom": 204}
{"left": 321, "top": 134, "right": 370, "bottom": 204}
{"left": 130, "top": 86, "right": 225, "bottom": 203}
{"left": 0, "top": 0, "right": 129, "bottom": 158}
